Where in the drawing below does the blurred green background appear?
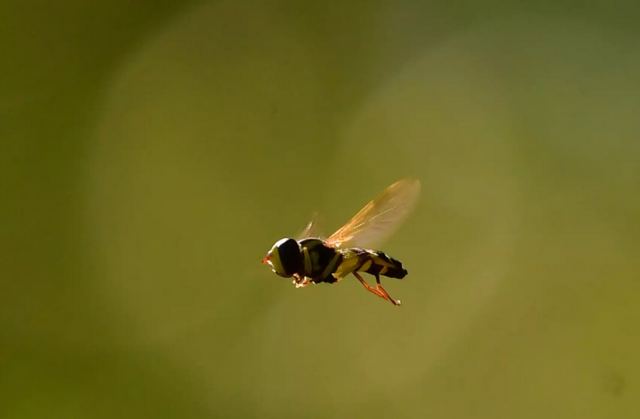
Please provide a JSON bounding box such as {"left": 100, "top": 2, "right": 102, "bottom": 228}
{"left": 2, "top": 1, "right": 639, "bottom": 418}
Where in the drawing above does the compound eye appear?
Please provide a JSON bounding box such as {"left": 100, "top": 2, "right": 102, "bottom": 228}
{"left": 270, "top": 238, "right": 301, "bottom": 277}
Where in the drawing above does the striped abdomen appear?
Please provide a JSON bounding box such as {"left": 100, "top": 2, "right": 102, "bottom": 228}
{"left": 333, "top": 248, "right": 407, "bottom": 280}
{"left": 361, "top": 250, "right": 408, "bottom": 278}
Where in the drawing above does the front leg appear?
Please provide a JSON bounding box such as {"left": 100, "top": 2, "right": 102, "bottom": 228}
{"left": 292, "top": 274, "right": 313, "bottom": 288}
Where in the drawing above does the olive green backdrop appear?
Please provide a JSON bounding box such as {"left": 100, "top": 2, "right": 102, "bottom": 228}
{"left": 2, "top": 1, "right": 639, "bottom": 418}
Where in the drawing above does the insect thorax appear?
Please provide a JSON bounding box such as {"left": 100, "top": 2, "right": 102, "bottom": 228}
{"left": 298, "top": 238, "right": 342, "bottom": 283}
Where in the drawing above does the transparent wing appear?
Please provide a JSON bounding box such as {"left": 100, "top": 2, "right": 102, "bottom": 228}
{"left": 325, "top": 178, "right": 421, "bottom": 249}
{"left": 296, "top": 212, "right": 324, "bottom": 239}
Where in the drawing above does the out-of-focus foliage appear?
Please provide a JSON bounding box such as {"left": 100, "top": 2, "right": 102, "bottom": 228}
{"left": 2, "top": 1, "right": 639, "bottom": 418}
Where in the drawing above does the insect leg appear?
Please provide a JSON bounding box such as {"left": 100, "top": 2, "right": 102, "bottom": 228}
{"left": 353, "top": 272, "right": 400, "bottom": 306}
{"left": 374, "top": 273, "right": 401, "bottom": 306}
{"left": 293, "top": 274, "right": 313, "bottom": 288}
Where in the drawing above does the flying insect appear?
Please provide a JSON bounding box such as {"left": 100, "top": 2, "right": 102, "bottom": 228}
{"left": 262, "top": 178, "right": 420, "bottom": 306}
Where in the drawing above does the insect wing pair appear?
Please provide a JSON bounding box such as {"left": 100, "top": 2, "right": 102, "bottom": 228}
{"left": 263, "top": 178, "right": 420, "bottom": 305}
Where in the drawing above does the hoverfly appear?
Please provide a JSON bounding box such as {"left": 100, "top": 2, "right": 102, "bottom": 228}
{"left": 262, "top": 178, "right": 420, "bottom": 306}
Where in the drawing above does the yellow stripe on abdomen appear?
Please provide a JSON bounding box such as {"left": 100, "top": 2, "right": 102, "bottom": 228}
{"left": 359, "top": 260, "right": 372, "bottom": 272}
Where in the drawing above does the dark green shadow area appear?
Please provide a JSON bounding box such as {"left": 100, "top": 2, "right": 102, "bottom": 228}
{"left": 1, "top": 1, "right": 213, "bottom": 417}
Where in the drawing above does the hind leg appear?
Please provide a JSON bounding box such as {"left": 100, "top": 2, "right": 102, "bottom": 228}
{"left": 374, "top": 273, "right": 401, "bottom": 306}
{"left": 353, "top": 272, "right": 401, "bottom": 306}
